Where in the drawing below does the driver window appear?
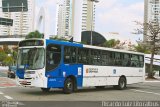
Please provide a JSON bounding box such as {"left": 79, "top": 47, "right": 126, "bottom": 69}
{"left": 46, "top": 44, "right": 61, "bottom": 71}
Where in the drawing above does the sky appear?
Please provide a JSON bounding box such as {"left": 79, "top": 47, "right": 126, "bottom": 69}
{"left": 35, "top": 0, "right": 144, "bottom": 44}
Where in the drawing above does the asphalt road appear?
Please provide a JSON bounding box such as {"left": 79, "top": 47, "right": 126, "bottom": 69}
{"left": 0, "top": 82, "right": 160, "bottom": 107}
{"left": 0, "top": 67, "right": 160, "bottom": 107}
{"left": 1, "top": 82, "right": 160, "bottom": 101}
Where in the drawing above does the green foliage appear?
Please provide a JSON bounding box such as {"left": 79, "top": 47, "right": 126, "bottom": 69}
{"left": 0, "top": 51, "right": 7, "bottom": 61}
{"left": 50, "top": 36, "right": 68, "bottom": 41}
{"left": 3, "top": 56, "right": 14, "bottom": 66}
{"left": 0, "top": 46, "right": 17, "bottom": 66}
{"left": 102, "top": 39, "right": 120, "bottom": 48}
{"left": 134, "top": 44, "right": 151, "bottom": 54}
{"left": 26, "top": 30, "right": 43, "bottom": 39}
{"left": 12, "top": 51, "right": 17, "bottom": 64}
{"left": 134, "top": 21, "right": 160, "bottom": 78}
{"left": 51, "top": 36, "right": 59, "bottom": 40}
{"left": 12, "top": 51, "right": 17, "bottom": 60}
{"left": 80, "top": 41, "right": 87, "bottom": 45}
{"left": 3, "top": 45, "right": 11, "bottom": 54}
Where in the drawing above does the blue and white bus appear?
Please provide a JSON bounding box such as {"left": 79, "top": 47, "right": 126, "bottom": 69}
{"left": 16, "top": 38, "right": 145, "bottom": 94}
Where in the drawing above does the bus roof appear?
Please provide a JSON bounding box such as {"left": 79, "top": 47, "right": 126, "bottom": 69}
{"left": 19, "top": 38, "right": 144, "bottom": 55}
{"left": 46, "top": 39, "right": 83, "bottom": 47}
{"left": 83, "top": 44, "right": 144, "bottom": 55}
{"left": 46, "top": 39, "right": 144, "bottom": 55}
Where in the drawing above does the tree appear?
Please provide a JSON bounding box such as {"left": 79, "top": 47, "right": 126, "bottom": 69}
{"left": 50, "top": 36, "right": 70, "bottom": 42}
{"left": 12, "top": 50, "right": 17, "bottom": 64}
{"left": 134, "top": 44, "right": 151, "bottom": 54}
{"left": 3, "top": 56, "right": 14, "bottom": 66}
{"left": 51, "top": 36, "right": 59, "bottom": 40}
{"left": 102, "top": 39, "right": 120, "bottom": 48}
{"left": 3, "top": 45, "right": 11, "bottom": 54}
{"left": 133, "top": 21, "right": 160, "bottom": 78}
{"left": 0, "top": 47, "right": 3, "bottom": 51}
{"left": 0, "top": 51, "right": 7, "bottom": 62}
{"left": 26, "top": 30, "right": 43, "bottom": 39}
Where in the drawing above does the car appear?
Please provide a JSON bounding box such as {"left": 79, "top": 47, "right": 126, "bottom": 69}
{"left": 8, "top": 66, "right": 16, "bottom": 78}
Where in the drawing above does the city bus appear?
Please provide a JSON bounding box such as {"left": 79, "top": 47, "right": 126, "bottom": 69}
{"left": 16, "top": 38, "right": 145, "bottom": 94}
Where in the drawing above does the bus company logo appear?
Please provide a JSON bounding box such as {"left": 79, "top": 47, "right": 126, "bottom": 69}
{"left": 86, "top": 68, "right": 98, "bottom": 73}
{"left": 113, "top": 69, "right": 116, "bottom": 74}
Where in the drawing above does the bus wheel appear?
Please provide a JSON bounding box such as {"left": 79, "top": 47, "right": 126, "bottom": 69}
{"left": 41, "top": 88, "right": 50, "bottom": 92}
{"left": 118, "top": 77, "right": 126, "bottom": 90}
{"left": 63, "top": 78, "right": 73, "bottom": 94}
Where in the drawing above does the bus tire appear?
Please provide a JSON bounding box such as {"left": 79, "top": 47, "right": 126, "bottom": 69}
{"left": 117, "top": 77, "right": 126, "bottom": 90}
{"left": 63, "top": 78, "right": 73, "bottom": 94}
{"left": 41, "top": 88, "right": 50, "bottom": 92}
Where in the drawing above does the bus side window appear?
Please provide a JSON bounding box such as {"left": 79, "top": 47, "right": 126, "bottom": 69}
{"left": 64, "top": 47, "right": 71, "bottom": 63}
{"left": 115, "top": 53, "right": 121, "bottom": 66}
{"left": 122, "top": 54, "right": 130, "bottom": 67}
{"left": 102, "top": 51, "right": 109, "bottom": 66}
{"left": 46, "top": 45, "right": 61, "bottom": 71}
{"left": 139, "top": 55, "right": 144, "bottom": 67}
{"left": 64, "top": 46, "right": 77, "bottom": 64}
{"left": 91, "top": 49, "right": 101, "bottom": 65}
{"left": 131, "top": 55, "right": 139, "bottom": 67}
{"left": 77, "top": 48, "right": 89, "bottom": 64}
{"left": 109, "top": 52, "right": 114, "bottom": 66}
{"left": 47, "top": 52, "right": 54, "bottom": 65}
{"left": 71, "top": 49, "right": 76, "bottom": 63}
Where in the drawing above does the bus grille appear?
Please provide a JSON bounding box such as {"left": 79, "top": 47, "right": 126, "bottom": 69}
{"left": 20, "top": 81, "right": 31, "bottom": 85}
{"left": 24, "top": 78, "right": 32, "bottom": 80}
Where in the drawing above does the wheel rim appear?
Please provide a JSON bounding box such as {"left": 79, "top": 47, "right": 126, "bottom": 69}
{"left": 120, "top": 80, "right": 125, "bottom": 88}
{"left": 67, "top": 81, "right": 72, "bottom": 90}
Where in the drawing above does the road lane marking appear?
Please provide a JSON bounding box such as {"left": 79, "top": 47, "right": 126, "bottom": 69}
{"left": 131, "top": 89, "right": 160, "bottom": 96}
{"left": 0, "top": 87, "right": 6, "bottom": 89}
{"left": 17, "top": 102, "right": 25, "bottom": 106}
{"left": 0, "top": 91, "right": 4, "bottom": 94}
{"left": 4, "top": 95, "right": 13, "bottom": 100}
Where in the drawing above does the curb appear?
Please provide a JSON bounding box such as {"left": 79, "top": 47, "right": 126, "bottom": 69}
{"left": 144, "top": 80, "right": 160, "bottom": 83}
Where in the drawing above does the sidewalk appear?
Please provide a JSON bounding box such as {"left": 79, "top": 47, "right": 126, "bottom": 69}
{"left": 145, "top": 76, "right": 160, "bottom": 82}
{"left": 0, "top": 77, "right": 17, "bottom": 87}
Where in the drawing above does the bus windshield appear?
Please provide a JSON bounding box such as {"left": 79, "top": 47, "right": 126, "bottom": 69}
{"left": 17, "top": 48, "right": 45, "bottom": 70}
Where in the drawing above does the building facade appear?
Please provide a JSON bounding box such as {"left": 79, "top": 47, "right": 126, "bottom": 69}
{"left": 144, "top": 0, "right": 160, "bottom": 42}
{"left": 56, "top": 0, "right": 96, "bottom": 38}
{"left": 0, "top": 0, "right": 35, "bottom": 36}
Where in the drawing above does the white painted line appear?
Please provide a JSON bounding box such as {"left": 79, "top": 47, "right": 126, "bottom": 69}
{"left": 131, "top": 89, "right": 160, "bottom": 96}
{"left": 0, "top": 87, "right": 6, "bottom": 89}
{"left": 17, "top": 102, "right": 25, "bottom": 106}
{"left": 4, "top": 95, "right": 13, "bottom": 100}
{"left": 0, "top": 91, "right": 4, "bottom": 95}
